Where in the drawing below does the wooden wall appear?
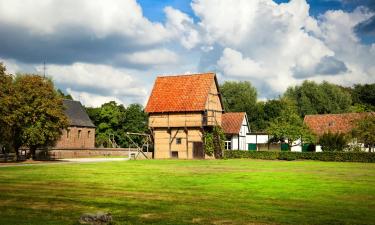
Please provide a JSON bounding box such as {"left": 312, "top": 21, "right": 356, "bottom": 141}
{"left": 205, "top": 80, "right": 222, "bottom": 126}
{"left": 153, "top": 128, "right": 203, "bottom": 159}
{"left": 149, "top": 112, "right": 203, "bottom": 128}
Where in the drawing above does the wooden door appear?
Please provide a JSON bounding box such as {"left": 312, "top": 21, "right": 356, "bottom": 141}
{"left": 193, "top": 142, "right": 204, "bottom": 159}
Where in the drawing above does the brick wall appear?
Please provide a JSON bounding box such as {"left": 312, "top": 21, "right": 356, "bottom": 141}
{"left": 55, "top": 126, "right": 95, "bottom": 149}
{"left": 42, "top": 148, "right": 152, "bottom": 159}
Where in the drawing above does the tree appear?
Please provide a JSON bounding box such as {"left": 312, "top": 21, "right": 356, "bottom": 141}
{"left": 220, "top": 81, "right": 262, "bottom": 130}
{"left": 352, "top": 114, "right": 375, "bottom": 152}
{"left": 86, "top": 102, "right": 148, "bottom": 148}
{"left": 11, "top": 75, "right": 68, "bottom": 159}
{"left": 285, "top": 80, "right": 352, "bottom": 117}
{"left": 266, "top": 99, "right": 315, "bottom": 150}
{"left": 351, "top": 84, "right": 375, "bottom": 111}
{"left": 0, "top": 63, "right": 14, "bottom": 153}
{"left": 319, "top": 132, "right": 348, "bottom": 152}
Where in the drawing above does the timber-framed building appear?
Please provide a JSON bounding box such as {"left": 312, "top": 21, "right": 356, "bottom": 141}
{"left": 145, "top": 73, "right": 224, "bottom": 159}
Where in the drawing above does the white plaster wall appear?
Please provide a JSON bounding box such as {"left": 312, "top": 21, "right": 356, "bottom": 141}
{"left": 246, "top": 134, "right": 269, "bottom": 144}
{"left": 232, "top": 135, "right": 239, "bottom": 150}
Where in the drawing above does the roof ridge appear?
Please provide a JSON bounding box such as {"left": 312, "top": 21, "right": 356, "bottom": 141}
{"left": 156, "top": 72, "right": 215, "bottom": 78}
{"left": 304, "top": 112, "right": 373, "bottom": 117}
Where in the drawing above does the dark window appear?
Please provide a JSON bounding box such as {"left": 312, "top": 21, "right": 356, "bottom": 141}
{"left": 78, "top": 130, "right": 82, "bottom": 139}
{"left": 171, "top": 151, "right": 179, "bottom": 159}
{"left": 225, "top": 141, "right": 232, "bottom": 150}
{"left": 88, "top": 130, "right": 91, "bottom": 138}
{"left": 67, "top": 129, "right": 70, "bottom": 139}
{"left": 176, "top": 138, "right": 182, "bottom": 144}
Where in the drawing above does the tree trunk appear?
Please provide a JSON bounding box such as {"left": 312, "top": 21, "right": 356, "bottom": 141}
{"left": 30, "top": 147, "right": 37, "bottom": 160}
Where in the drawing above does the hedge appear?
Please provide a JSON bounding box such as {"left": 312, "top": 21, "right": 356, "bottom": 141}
{"left": 223, "top": 150, "right": 375, "bottom": 163}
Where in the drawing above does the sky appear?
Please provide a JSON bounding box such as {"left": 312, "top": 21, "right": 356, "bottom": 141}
{"left": 0, "top": 0, "right": 374, "bottom": 107}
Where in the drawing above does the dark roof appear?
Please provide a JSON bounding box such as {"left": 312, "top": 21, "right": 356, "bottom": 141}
{"left": 145, "top": 73, "right": 224, "bottom": 113}
{"left": 222, "top": 112, "right": 246, "bottom": 134}
{"left": 304, "top": 112, "right": 374, "bottom": 136}
{"left": 63, "top": 100, "right": 95, "bottom": 128}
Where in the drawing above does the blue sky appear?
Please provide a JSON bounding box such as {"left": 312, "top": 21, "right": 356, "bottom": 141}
{"left": 0, "top": 0, "right": 374, "bottom": 106}
{"left": 140, "top": 0, "right": 352, "bottom": 21}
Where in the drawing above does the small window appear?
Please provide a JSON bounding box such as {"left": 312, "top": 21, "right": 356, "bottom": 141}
{"left": 66, "top": 129, "right": 70, "bottom": 139}
{"left": 78, "top": 130, "right": 82, "bottom": 139}
{"left": 328, "top": 121, "right": 335, "bottom": 126}
{"left": 171, "top": 151, "right": 179, "bottom": 159}
{"left": 176, "top": 138, "right": 182, "bottom": 145}
{"left": 88, "top": 130, "right": 91, "bottom": 138}
{"left": 225, "top": 141, "right": 232, "bottom": 150}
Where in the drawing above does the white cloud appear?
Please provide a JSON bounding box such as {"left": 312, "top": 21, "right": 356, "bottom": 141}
{"left": 165, "top": 6, "right": 201, "bottom": 49}
{"left": 1, "top": 0, "right": 375, "bottom": 103}
{"left": 118, "top": 48, "right": 179, "bottom": 66}
{"left": 217, "top": 48, "right": 267, "bottom": 78}
{"left": 0, "top": 0, "right": 171, "bottom": 45}
{"left": 66, "top": 88, "right": 124, "bottom": 107}
{"left": 189, "top": 0, "right": 375, "bottom": 95}
{"left": 38, "top": 62, "right": 148, "bottom": 105}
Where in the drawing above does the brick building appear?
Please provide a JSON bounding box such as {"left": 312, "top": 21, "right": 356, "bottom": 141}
{"left": 54, "top": 100, "right": 96, "bottom": 149}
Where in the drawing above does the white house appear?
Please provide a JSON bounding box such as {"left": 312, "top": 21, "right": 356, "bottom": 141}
{"left": 222, "top": 112, "right": 250, "bottom": 150}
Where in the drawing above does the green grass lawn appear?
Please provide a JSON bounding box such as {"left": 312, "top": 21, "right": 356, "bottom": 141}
{"left": 0, "top": 159, "right": 374, "bottom": 225}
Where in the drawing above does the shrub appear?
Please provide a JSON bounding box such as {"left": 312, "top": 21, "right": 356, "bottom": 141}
{"left": 204, "top": 126, "right": 225, "bottom": 158}
{"left": 224, "top": 150, "right": 375, "bottom": 163}
{"left": 319, "top": 132, "right": 348, "bottom": 152}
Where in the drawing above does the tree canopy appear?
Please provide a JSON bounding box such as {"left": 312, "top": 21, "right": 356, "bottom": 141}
{"left": 352, "top": 114, "right": 375, "bottom": 152}
{"left": 284, "top": 81, "right": 352, "bottom": 117}
{"left": 86, "top": 102, "right": 148, "bottom": 148}
{"left": 266, "top": 99, "right": 315, "bottom": 149}
{"left": 0, "top": 65, "right": 68, "bottom": 159}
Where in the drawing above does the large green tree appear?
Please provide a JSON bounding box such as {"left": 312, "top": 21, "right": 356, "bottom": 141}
{"left": 351, "top": 84, "right": 375, "bottom": 111}
{"left": 86, "top": 102, "right": 148, "bottom": 148}
{"left": 266, "top": 99, "right": 315, "bottom": 149}
{"left": 0, "top": 63, "right": 14, "bottom": 153}
{"left": 220, "top": 81, "right": 262, "bottom": 130}
{"left": 285, "top": 80, "right": 352, "bottom": 117}
{"left": 11, "top": 75, "right": 68, "bottom": 158}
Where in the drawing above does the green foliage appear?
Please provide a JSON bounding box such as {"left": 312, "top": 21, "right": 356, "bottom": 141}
{"left": 0, "top": 63, "right": 14, "bottom": 151}
{"left": 220, "top": 81, "right": 257, "bottom": 113}
{"left": 204, "top": 126, "right": 225, "bottom": 158}
{"left": 352, "top": 115, "right": 375, "bottom": 152}
{"left": 12, "top": 75, "right": 69, "bottom": 158}
{"left": 86, "top": 102, "right": 148, "bottom": 147}
{"left": 285, "top": 80, "right": 352, "bottom": 117}
{"left": 220, "top": 81, "right": 265, "bottom": 131}
{"left": 267, "top": 99, "right": 316, "bottom": 149}
{"left": 0, "top": 65, "right": 68, "bottom": 159}
{"left": 319, "top": 132, "right": 348, "bottom": 152}
{"left": 351, "top": 83, "right": 375, "bottom": 111}
{"left": 224, "top": 150, "right": 375, "bottom": 162}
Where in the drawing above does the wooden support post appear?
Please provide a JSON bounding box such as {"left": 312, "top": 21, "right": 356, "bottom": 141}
{"left": 185, "top": 127, "right": 188, "bottom": 159}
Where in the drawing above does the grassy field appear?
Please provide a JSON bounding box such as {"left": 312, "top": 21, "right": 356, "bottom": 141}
{"left": 0, "top": 159, "right": 374, "bottom": 225}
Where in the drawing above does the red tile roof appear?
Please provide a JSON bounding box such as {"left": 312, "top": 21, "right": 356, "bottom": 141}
{"left": 304, "top": 112, "right": 374, "bottom": 136}
{"left": 145, "top": 73, "right": 221, "bottom": 113}
{"left": 222, "top": 112, "right": 246, "bottom": 134}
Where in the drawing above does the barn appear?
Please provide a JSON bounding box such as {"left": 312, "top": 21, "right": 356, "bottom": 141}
{"left": 145, "top": 73, "right": 224, "bottom": 159}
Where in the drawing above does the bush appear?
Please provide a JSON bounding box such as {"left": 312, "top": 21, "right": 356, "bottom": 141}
{"left": 319, "top": 132, "right": 348, "bottom": 152}
{"left": 224, "top": 150, "right": 375, "bottom": 163}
